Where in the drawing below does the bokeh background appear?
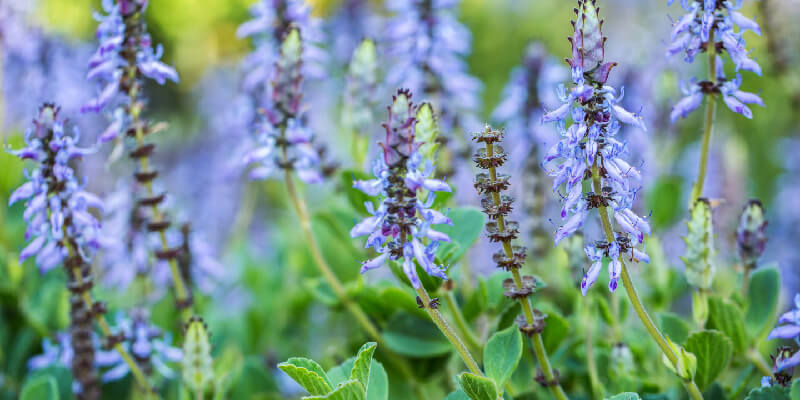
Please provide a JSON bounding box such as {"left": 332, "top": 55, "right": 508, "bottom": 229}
{"left": 2, "top": 0, "right": 800, "bottom": 398}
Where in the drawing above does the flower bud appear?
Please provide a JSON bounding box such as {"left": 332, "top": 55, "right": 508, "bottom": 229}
{"left": 662, "top": 337, "right": 697, "bottom": 381}
{"left": 736, "top": 200, "right": 767, "bottom": 267}
{"left": 183, "top": 316, "right": 214, "bottom": 395}
{"left": 682, "top": 198, "right": 715, "bottom": 290}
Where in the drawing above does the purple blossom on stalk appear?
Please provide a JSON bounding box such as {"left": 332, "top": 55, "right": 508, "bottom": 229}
{"left": 82, "top": 0, "right": 178, "bottom": 135}
{"left": 385, "top": 0, "right": 482, "bottom": 134}
{"left": 237, "top": 0, "right": 327, "bottom": 95}
{"left": 242, "top": 28, "right": 325, "bottom": 184}
{"left": 667, "top": 0, "right": 765, "bottom": 120}
{"left": 8, "top": 105, "right": 102, "bottom": 272}
{"left": 350, "top": 89, "right": 452, "bottom": 289}
{"left": 542, "top": 1, "right": 651, "bottom": 295}
{"left": 101, "top": 309, "right": 183, "bottom": 382}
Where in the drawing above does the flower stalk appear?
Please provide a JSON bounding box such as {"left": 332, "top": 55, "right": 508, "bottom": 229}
{"left": 689, "top": 37, "right": 717, "bottom": 205}
{"left": 472, "top": 126, "right": 568, "bottom": 399}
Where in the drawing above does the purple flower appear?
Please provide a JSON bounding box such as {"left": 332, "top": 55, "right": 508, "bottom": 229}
{"left": 242, "top": 28, "right": 326, "bottom": 184}
{"left": 8, "top": 105, "right": 103, "bottom": 273}
{"left": 667, "top": 0, "right": 764, "bottom": 120}
{"left": 768, "top": 294, "right": 800, "bottom": 372}
{"left": 542, "top": 1, "right": 650, "bottom": 296}
{"left": 82, "top": 0, "right": 178, "bottom": 143}
{"left": 385, "top": 0, "right": 482, "bottom": 134}
{"left": 350, "top": 90, "right": 452, "bottom": 288}
{"left": 102, "top": 309, "right": 183, "bottom": 382}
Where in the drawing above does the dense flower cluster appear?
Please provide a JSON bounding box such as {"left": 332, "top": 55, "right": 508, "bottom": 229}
{"left": 350, "top": 90, "right": 452, "bottom": 288}
{"left": 83, "top": 0, "right": 178, "bottom": 139}
{"left": 9, "top": 105, "right": 102, "bottom": 272}
{"left": 667, "top": 0, "right": 765, "bottom": 120}
{"left": 242, "top": 28, "right": 326, "bottom": 184}
{"left": 385, "top": 0, "right": 481, "bottom": 134}
{"left": 541, "top": 1, "right": 651, "bottom": 295}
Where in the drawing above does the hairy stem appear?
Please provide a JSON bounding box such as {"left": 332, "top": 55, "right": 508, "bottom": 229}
{"left": 592, "top": 166, "right": 704, "bottom": 400}
{"left": 415, "top": 286, "right": 483, "bottom": 376}
{"left": 484, "top": 141, "right": 568, "bottom": 400}
{"left": 690, "top": 30, "right": 718, "bottom": 206}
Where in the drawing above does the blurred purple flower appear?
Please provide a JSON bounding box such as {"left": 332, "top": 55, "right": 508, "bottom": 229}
{"left": 767, "top": 294, "right": 800, "bottom": 372}
{"left": 7, "top": 105, "right": 103, "bottom": 273}
{"left": 102, "top": 309, "right": 182, "bottom": 382}
{"left": 385, "top": 0, "right": 482, "bottom": 133}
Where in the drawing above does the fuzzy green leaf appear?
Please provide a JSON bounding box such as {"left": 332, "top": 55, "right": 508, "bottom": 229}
{"left": 349, "top": 343, "right": 377, "bottom": 392}
{"left": 792, "top": 380, "right": 800, "bottom": 400}
{"left": 278, "top": 358, "right": 334, "bottom": 396}
{"left": 445, "top": 390, "right": 471, "bottom": 400}
{"left": 684, "top": 330, "right": 733, "bottom": 389}
{"left": 328, "top": 357, "right": 388, "bottom": 400}
{"left": 458, "top": 373, "right": 498, "bottom": 400}
{"left": 745, "top": 386, "right": 790, "bottom": 400}
{"left": 20, "top": 375, "right": 59, "bottom": 400}
{"left": 707, "top": 297, "right": 749, "bottom": 353}
{"left": 484, "top": 325, "right": 523, "bottom": 388}
{"left": 305, "top": 380, "right": 366, "bottom": 400}
{"left": 745, "top": 266, "right": 780, "bottom": 338}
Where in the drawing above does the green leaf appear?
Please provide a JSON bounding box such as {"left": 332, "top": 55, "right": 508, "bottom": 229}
{"left": 383, "top": 313, "right": 451, "bottom": 357}
{"left": 745, "top": 266, "right": 780, "bottom": 338}
{"left": 791, "top": 380, "right": 800, "bottom": 400}
{"left": 658, "top": 312, "right": 691, "bottom": 345}
{"left": 484, "top": 325, "right": 523, "bottom": 388}
{"left": 605, "top": 393, "right": 641, "bottom": 400}
{"left": 278, "top": 358, "right": 334, "bottom": 396}
{"left": 707, "top": 297, "right": 749, "bottom": 353}
{"left": 435, "top": 208, "right": 486, "bottom": 265}
{"left": 684, "top": 330, "right": 733, "bottom": 389}
{"left": 703, "top": 383, "right": 728, "bottom": 400}
{"left": 445, "top": 390, "right": 471, "bottom": 400}
{"left": 458, "top": 373, "right": 498, "bottom": 400}
{"left": 745, "top": 386, "right": 790, "bottom": 400}
{"left": 305, "top": 380, "right": 366, "bottom": 400}
{"left": 20, "top": 375, "right": 59, "bottom": 400}
{"left": 328, "top": 357, "right": 388, "bottom": 400}
{"left": 350, "top": 343, "right": 377, "bottom": 392}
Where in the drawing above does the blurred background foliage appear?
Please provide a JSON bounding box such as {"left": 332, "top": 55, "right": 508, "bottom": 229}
{"left": 2, "top": 0, "right": 800, "bottom": 399}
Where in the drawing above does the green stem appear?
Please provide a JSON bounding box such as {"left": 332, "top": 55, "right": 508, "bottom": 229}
{"left": 415, "top": 286, "right": 483, "bottom": 376}
{"left": 281, "top": 170, "right": 423, "bottom": 396}
{"left": 443, "top": 291, "right": 483, "bottom": 358}
{"left": 583, "top": 298, "right": 605, "bottom": 399}
{"left": 689, "top": 30, "right": 718, "bottom": 206}
{"left": 741, "top": 262, "right": 755, "bottom": 299}
{"left": 747, "top": 349, "right": 774, "bottom": 377}
{"left": 592, "top": 166, "right": 704, "bottom": 400}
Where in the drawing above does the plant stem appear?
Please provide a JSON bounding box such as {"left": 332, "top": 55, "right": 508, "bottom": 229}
{"left": 689, "top": 30, "right": 718, "bottom": 206}
{"left": 482, "top": 140, "right": 568, "bottom": 400}
{"left": 592, "top": 166, "right": 703, "bottom": 400}
{"left": 741, "top": 261, "right": 755, "bottom": 299}
{"left": 65, "top": 245, "right": 158, "bottom": 399}
{"left": 583, "top": 297, "right": 605, "bottom": 399}
{"left": 443, "top": 291, "right": 483, "bottom": 358}
{"left": 415, "top": 286, "right": 483, "bottom": 376}
{"left": 281, "top": 169, "right": 424, "bottom": 397}
{"left": 747, "top": 349, "right": 774, "bottom": 377}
